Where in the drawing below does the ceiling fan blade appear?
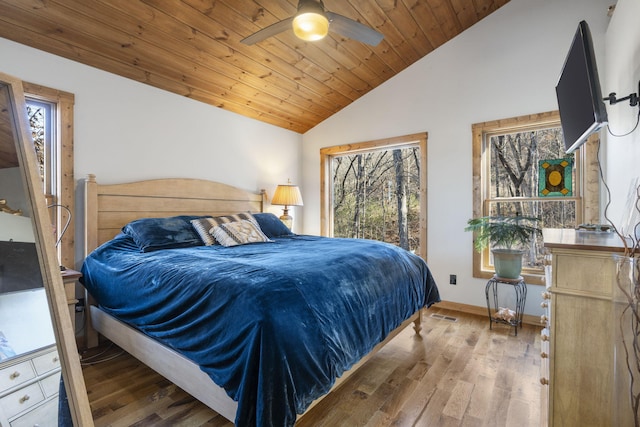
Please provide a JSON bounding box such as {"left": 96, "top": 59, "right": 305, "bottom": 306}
{"left": 326, "top": 12, "right": 383, "bottom": 46}
{"left": 241, "top": 17, "right": 294, "bottom": 45}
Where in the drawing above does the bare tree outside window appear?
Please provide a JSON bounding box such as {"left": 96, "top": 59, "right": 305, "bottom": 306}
{"left": 26, "top": 102, "right": 48, "bottom": 184}
{"left": 332, "top": 147, "right": 421, "bottom": 252}
{"left": 321, "top": 133, "right": 428, "bottom": 260}
{"left": 487, "top": 127, "right": 576, "bottom": 270}
{"left": 472, "top": 111, "right": 600, "bottom": 284}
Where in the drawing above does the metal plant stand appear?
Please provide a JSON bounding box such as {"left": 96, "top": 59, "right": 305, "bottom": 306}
{"left": 485, "top": 274, "right": 527, "bottom": 336}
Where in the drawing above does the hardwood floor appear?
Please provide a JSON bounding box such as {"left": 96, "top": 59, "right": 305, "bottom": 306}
{"left": 81, "top": 307, "right": 542, "bottom": 426}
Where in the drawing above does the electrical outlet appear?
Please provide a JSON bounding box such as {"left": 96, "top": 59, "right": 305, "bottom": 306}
{"left": 449, "top": 274, "right": 457, "bottom": 285}
{"left": 75, "top": 298, "right": 85, "bottom": 313}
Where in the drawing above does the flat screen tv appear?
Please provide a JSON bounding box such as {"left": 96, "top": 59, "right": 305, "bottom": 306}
{"left": 555, "top": 20, "right": 608, "bottom": 154}
{"left": 0, "top": 241, "right": 42, "bottom": 293}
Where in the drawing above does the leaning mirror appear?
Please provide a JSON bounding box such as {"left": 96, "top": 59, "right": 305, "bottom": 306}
{"left": 0, "top": 72, "right": 93, "bottom": 425}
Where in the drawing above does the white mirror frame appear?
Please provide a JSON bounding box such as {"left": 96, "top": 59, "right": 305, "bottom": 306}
{"left": 1, "top": 71, "right": 93, "bottom": 426}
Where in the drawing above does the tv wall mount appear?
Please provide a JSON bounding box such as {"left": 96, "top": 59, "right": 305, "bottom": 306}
{"left": 603, "top": 80, "right": 640, "bottom": 107}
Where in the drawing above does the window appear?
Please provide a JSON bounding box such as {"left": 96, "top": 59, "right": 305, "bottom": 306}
{"left": 472, "top": 111, "right": 600, "bottom": 284}
{"left": 26, "top": 100, "right": 56, "bottom": 198}
{"left": 320, "top": 133, "right": 428, "bottom": 260}
{"left": 23, "top": 83, "right": 75, "bottom": 269}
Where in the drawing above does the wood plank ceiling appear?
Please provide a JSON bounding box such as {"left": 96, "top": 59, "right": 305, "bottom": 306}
{"left": 0, "top": 83, "right": 19, "bottom": 169}
{"left": 0, "top": 0, "right": 509, "bottom": 134}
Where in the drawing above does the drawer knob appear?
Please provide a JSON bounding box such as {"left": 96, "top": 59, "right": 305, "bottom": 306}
{"left": 540, "top": 378, "right": 549, "bottom": 385}
{"left": 541, "top": 334, "right": 549, "bottom": 342}
{"left": 541, "top": 352, "right": 548, "bottom": 359}
{"left": 540, "top": 315, "right": 548, "bottom": 324}
{"left": 19, "top": 394, "right": 30, "bottom": 404}
{"left": 541, "top": 301, "right": 549, "bottom": 308}
{"left": 541, "top": 292, "right": 551, "bottom": 300}
{"left": 53, "top": 356, "right": 59, "bottom": 363}
{"left": 9, "top": 371, "right": 20, "bottom": 380}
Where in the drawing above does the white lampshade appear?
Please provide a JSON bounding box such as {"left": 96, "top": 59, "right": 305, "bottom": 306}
{"left": 271, "top": 184, "right": 304, "bottom": 207}
{"left": 271, "top": 182, "right": 303, "bottom": 229}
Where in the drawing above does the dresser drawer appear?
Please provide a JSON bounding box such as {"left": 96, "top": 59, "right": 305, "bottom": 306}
{"left": 10, "top": 397, "right": 58, "bottom": 427}
{"left": 0, "top": 361, "right": 36, "bottom": 392}
{"left": 554, "top": 251, "right": 614, "bottom": 295}
{"left": 32, "top": 349, "right": 60, "bottom": 375}
{"left": 39, "top": 370, "right": 61, "bottom": 398}
{"left": 0, "top": 382, "right": 45, "bottom": 419}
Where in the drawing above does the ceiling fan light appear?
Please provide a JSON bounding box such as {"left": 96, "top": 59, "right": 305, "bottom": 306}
{"left": 292, "top": 12, "right": 329, "bottom": 41}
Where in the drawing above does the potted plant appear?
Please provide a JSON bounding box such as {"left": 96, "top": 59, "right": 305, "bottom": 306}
{"left": 465, "top": 215, "right": 542, "bottom": 279}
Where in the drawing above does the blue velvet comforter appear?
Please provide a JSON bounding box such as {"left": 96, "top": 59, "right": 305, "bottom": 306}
{"left": 81, "top": 234, "right": 440, "bottom": 426}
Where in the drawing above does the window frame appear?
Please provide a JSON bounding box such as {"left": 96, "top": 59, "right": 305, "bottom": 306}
{"left": 320, "top": 132, "right": 428, "bottom": 261}
{"left": 472, "top": 110, "right": 600, "bottom": 285}
{"left": 23, "top": 82, "right": 75, "bottom": 269}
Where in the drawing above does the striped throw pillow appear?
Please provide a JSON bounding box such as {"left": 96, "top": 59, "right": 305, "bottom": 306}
{"left": 191, "top": 212, "right": 259, "bottom": 245}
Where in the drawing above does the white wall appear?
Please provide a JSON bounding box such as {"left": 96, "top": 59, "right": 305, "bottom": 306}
{"left": 0, "top": 38, "right": 304, "bottom": 243}
{"left": 0, "top": 213, "right": 34, "bottom": 242}
{"left": 301, "top": 0, "right": 612, "bottom": 316}
{"left": 0, "top": 167, "right": 35, "bottom": 242}
{"left": 0, "top": 289, "right": 55, "bottom": 356}
{"left": 0, "top": 167, "right": 30, "bottom": 215}
{"left": 604, "top": 0, "right": 640, "bottom": 235}
{"left": 1, "top": 0, "right": 628, "bottom": 318}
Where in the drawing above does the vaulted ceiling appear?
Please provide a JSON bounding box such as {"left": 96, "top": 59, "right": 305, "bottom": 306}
{"left": 0, "top": 0, "right": 509, "bottom": 133}
{"left": 0, "top": 83, "right": 18, "bottom": 169}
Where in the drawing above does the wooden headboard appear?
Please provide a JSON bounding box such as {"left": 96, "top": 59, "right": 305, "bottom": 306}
{"left": 84, "top": 174, "right": 265, "bottom": 254}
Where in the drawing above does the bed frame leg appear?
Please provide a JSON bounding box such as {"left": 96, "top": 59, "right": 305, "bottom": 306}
{"left": 413, "top": 309, "right": 422, "bottom": 335}
{"left": 84, "top": 291, "right": 99, "bottom": 349}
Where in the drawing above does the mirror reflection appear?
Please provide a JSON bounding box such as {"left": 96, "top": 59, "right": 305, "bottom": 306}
{"left": 0, "top": 79, "right": 61, "bottom": 426}
{"left": 0, "top": 194, "right": 57, "bottom": 359}
{"left": 0, "top": 78, "right": 84, "bottom": 426}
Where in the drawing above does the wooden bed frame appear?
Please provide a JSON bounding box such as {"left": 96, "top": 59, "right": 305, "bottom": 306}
{"left": 82, "top": 173, "right": 422, "bottom": 423}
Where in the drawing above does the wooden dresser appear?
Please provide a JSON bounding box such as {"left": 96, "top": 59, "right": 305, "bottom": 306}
{"left": 0, "top": 345, "right": 61, "bottom": 426}
{"left": 542, "top": 229, "right": 627, "bottom": 427}
{"left": 0, "top": 269, "right": 76, "bottom": 426}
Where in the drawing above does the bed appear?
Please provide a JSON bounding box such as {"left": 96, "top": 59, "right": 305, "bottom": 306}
{"left": 80, "top": 174, "right": 440, "bottom": 426}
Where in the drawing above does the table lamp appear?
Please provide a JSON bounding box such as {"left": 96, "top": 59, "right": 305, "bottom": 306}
{"left": 271, "top": 180, "right": 303, "bottom": 230}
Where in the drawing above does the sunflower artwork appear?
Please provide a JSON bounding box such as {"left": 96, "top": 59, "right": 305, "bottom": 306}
{"left": 538, "top": 158, "right": 573, "bottom": 197}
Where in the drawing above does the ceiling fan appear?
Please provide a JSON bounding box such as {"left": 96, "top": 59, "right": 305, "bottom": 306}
{"left": 241, "top": 0, "right": 384, "bottom": 46}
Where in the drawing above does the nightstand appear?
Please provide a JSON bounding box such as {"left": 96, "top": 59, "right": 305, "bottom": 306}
{"left": 61, "top": 269, "right": 81, "bottom": 335}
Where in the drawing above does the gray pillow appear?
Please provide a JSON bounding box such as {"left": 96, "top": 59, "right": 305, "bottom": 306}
{"left": 253, "top": 213, "right": 294, "bottom": 238}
